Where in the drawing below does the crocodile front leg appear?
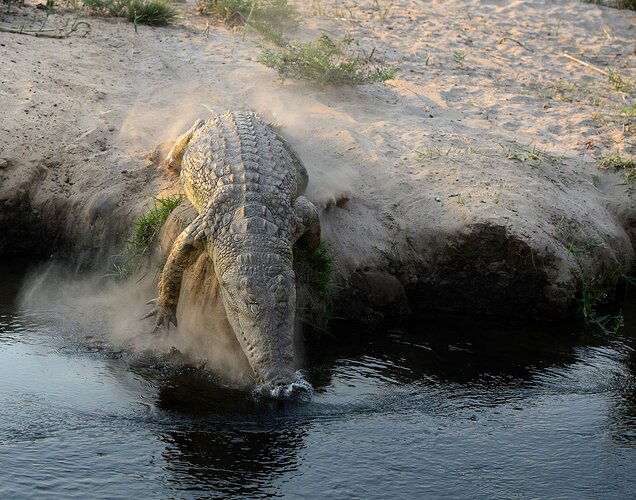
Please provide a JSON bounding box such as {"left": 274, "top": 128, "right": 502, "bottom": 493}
{"left": 164, "top": 119, "right": 205, "bottom": 172}
{"left": 143, "top": 216, "right": 207, "bottom": 330}
{"left": 292, "top": 196, "right": 321, "bottom": 251}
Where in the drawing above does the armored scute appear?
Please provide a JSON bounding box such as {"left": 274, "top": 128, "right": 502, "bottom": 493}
{"left": 144, "top": 111, "right": 320, "bottom": 389}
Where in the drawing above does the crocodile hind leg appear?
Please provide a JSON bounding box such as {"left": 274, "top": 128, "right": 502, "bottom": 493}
{"left": 142, "top": 215, "right": 207, "bottom": 330}
{"left": 292, "top": 196, "right": 321, "bottom": 251}
{"left": 164, "top": 119, "right": 205, "bottom": 172}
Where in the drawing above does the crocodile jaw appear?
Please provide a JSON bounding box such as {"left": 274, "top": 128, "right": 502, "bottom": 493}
{"left": 218, "top": 269, "right": 296, "bottom": 389}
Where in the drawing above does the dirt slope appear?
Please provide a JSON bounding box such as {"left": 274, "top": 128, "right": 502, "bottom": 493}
{"left": 0, "top": 0, "right": 634, "bottom": 321}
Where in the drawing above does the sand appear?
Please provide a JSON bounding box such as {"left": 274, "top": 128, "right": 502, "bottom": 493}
{"left": 0, "top": 0, "right": 634, "bottom": 322}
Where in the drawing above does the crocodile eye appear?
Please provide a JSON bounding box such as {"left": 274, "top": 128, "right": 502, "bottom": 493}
{"left": 249, "top": 303, "right": 260, "bottom": 314}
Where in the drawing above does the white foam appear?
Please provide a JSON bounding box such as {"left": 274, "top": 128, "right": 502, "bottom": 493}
{"left": 253, "top": 371, "right": 314, "bottom": 400}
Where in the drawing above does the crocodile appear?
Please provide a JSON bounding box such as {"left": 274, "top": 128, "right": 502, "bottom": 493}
{"left": 143, "top": 111, "right": 320, "bottom": 390}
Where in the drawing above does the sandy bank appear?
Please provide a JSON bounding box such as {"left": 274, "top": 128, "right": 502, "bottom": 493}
{"left": 1, "top": 0, "right": 634, "bottom": 325}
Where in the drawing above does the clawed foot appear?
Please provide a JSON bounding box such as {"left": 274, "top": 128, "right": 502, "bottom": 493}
{"left": 141, "top": 298, "right": 178, "bottom": 332}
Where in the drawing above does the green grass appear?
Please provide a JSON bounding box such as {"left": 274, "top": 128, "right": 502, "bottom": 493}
{"left": 84, "top": 0, "right": 177, "bottom": 25}
{"left": 197, "top": 2, "right": 395, "bottom": 86}
{"left": 620, "top": 104, "right": 636, "bottom": 118}
{"left": 599, "top": 151, "right": 635, "bottom": 170}
{"left": 293, "top": 244, "right": 334, "bottom": 302}
{"left": 198, "top": 0, "right": 298, "bottom": 43}
{"left": 415, "top": 145, "right": 482, "bottom": 163}
{"left": 599, "top": 151, "right": 635, "bottom": 185}
{"left": 622, "top": 273, "right": 636, "bottom": 288}
{"left": 452, "top": 50, "right": 466, "bottom": 67}
{"left": 607, "top": 69, "right": 633, "bottom": 93}
{"left": 575, "top": 270, "right": 624, "bottom": 334}
{"left": 585, "top": 0, "right": 636, "bottom": 10}
{"left": 127, "top": 0, "right": 176, "bottom": 25}
{"left": 112, "top": 195, "right": 183, "bottom": 279}
{"left": 258, "top": 34, "right": 397, "bottom": 85}
{"left": 293, "top": 244, "right": 335, "bottom": 330}
{"left": 500, "top": 144, "right": 564, "bottom": 167}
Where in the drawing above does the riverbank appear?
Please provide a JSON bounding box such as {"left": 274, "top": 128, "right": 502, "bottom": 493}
{"left": 0, "top": 0, "right": 634, "bottom": 324}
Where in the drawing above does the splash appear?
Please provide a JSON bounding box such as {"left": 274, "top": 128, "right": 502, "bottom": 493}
{"left": 253, "top": 370, "right": 314, "bottom": 400}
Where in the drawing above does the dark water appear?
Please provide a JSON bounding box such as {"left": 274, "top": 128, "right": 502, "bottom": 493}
{"left": 1, "top": 262, "right": 635, "bottom": 499}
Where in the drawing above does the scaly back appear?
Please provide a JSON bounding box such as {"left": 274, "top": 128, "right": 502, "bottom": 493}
{"left": 180, "top": 111, "right": 299, "bottom": 213}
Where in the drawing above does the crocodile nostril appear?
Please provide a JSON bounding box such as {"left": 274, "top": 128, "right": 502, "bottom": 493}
{"left": 270, "top": 378, "right": 287, "bottom": 388}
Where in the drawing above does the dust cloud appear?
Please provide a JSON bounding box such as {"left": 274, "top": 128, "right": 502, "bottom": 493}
{"left": 117, "top": 80, "right": 222, "bottom": 157}
{"left": 117, "top": 76, "right": 359, "bottom": 210}
{"left": 241, "top": 84, "right": 358, "bottom": 210}
{"left": 45, "top": 76, "right": 364, "bottom": 391}
{"left": 18, "top": 262, "right": 254, "bottom": 388}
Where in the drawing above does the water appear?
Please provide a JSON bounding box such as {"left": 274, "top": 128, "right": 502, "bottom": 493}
{"left": 1, "top": 261, "right": 635, "bottom": 499}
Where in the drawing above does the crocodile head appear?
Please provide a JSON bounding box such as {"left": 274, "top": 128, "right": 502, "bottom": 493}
{"left": 218, "top": 264, "right": 296, "bottom": 390}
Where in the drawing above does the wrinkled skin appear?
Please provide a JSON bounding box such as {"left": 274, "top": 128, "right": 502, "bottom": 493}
{"left": 142, "top": 112, "right": 320, "bottom": 390}
{"left": 218, "top": 267, "right": 296, "bottom": 387}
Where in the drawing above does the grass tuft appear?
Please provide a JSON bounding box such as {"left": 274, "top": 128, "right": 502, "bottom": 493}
{"left": 500, "top": 144, "right": 563, "bottom": 167}
{"left": 84, "top": 0, "right": 177, "bottom": 25}
{"left": 293, "top": 244, "right": 334, "bottom": 302}
{"left": 599, "top": 151, "right": 635, "bottom": 170}
{"left": 452, "top": 50, "right": 466, "bottom": 67}
{"left": 574, "top": 270, "right": 624, "bottom": 334}
{"left": 620, "top": 104, "right": 636, "bottom": 118}
{"left": 607, "top": 69, "right": 633, "bottom": 93}
{"left": 585, "top": 0, "right": 636, "bottom": 10}
{"left": 257, "top": 34, "right": 397, "bottom": 85}
{"left": 415, "top": 145, "right": 482, "bottom": 163}
{"left": 127, "top": 0, "right": 177, "bottom": 25}
{"left": 599, "top": 151, "right": 635, "bottom": 185}
{"left": 112, "top": 195, "right": 183, "bottom": 279}
{"left": 197, "top": 0, "right": 298, "bottom": 43}
{"left": 293, "top": 244, "right": 335, "bottom": 330}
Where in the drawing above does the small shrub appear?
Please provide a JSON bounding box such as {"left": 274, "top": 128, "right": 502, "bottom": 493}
{"left": 113, "top": 195, "right": 183, "bottom": 279}
{"left": 607, "top": 69, "right": 633, "bottom": 93}
{"left": 83, "top": 0, "right": 128, "bottom": 16}
{"left": 84, "top": 0, "right": 177, "bottom": 25}
{"left": 599, "top": 151, "right": 635, "bottom": 170}
{"left": 197, "top": 0, "right": 298, "bottom": 42}
{"left": 293, "top": 244, "right": 335, "bottom": 322}
{"left": 600, "top": 151, "right": 635, "bottom": 185}
{"left": 585, "top": 0, "right": 636, "bottom": 10}
{"left": 258, "top": 34, "right": 397, "bottom": 85}
{"left": 2, "top": 0, "right": 26, "bottom": 13}
{"left": 575, "top": 270, "right": 624, "bottom": 334}
{"left": 452, "top": 50, "right": 466, "bottom": 67}
{"left": 127, "top": 0, "right": 176, "bottom": 25}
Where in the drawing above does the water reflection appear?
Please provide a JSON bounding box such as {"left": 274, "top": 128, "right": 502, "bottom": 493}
{"left": 160, "top": 421, "right": 308, "bottom": 497}
{"left": 156, "top": 371, "right": 309, "bottom": 497}
{"left": 608, "top": 305, "right": 636, "bottom": 446}
{"left": 305, "top": 314, "right": 586, "bottom": 391}
{"left": 150, "top": 314, "right": 603, "bottom": 496}
{"left": 2, "top": 257, "right": 636, "bottom": 497}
